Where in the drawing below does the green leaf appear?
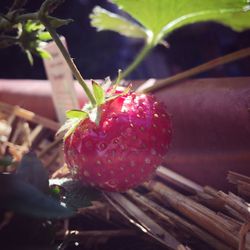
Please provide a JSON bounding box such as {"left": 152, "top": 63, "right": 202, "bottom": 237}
{"left": 106, "top": 84, "right": 132, "bottom": 102}
{"left": 25, "top": 20, "right": 44, "bottom": 32}
{"left": 0, "top": 174, "right": 74, "bottom": 218}
{"left": 92, "top": 80, "right": 105, "bottom": 105}
{"left": 38, "top": 31, "right": 52, "bottom": 41}
{"left": 109, "top": 0, "right": 250, "bottom": 44}
{"left": 52, "top": 179, "right": 101, "bottom": 210}
{"left": 25, "top": 50, "right": 34, "bottom": 65}
{"left": 58, "top": 110, "right": 88, "bottom": 139}
{"left": 90, "top": 6, "right": 147, "bottom": 39}
{"left": 16, "top": 152, "right": 49, "bottom": 193}
{"left": 47, "top": 16, "right": 73, "bottom": 28}
{"left": 36, "top": 48, "right": 52, "bottom": 59}
{"left": 56, "top": 118, "right": 80, "bottom": 139}
{"left": 66, "top": 109, "right": 88, "bottom": 119}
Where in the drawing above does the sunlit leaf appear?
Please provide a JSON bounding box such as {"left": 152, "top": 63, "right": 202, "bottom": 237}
{"left": 36, "top": 48, "right": 52, "bottom": 59}
{"left": 107, "top": 0, "right": 250, "bottom": 44}
{"left": 66, "top": 110, "right": 88, "bottom": 119}
{"left": 106, "top": 84, "right": 131, "bottom": 102}
{"left": 92, "top": 80, "right": 105, "bottom": 105}
{"left": 57, "top": 118, "right": 81, "bottom": 139}
{"left": 38, "top": 31, "right": 52, "bottom": 41}
{"left": 25, "top": 50, "right": 34, "bottom": 65}
{"left": 90, "top": 6, "right": 147, "bottom": 39}
{"left": 24, "top": 20, "right": 44, "bottom": 32}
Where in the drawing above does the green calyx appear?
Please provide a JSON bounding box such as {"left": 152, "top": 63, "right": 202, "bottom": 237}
{"left": 57, "top": 77, "right": 131, "bottom": 139}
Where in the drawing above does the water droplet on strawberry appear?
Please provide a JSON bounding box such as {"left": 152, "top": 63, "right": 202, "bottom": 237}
{"left": 113, "top": 138, "right": 119, "bottom": 144}
{"left": 98, "top": 142, "right": 107, "bottom": 150}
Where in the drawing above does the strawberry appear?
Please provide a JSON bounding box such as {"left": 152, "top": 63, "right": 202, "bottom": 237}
{"left": 63, "top": 86, "right": 172, "bottom": 192}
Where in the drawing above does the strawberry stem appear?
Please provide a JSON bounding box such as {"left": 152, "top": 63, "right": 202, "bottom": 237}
{"left": 141, "top": 47, "right": 250, "bottom": 93}
{"left": 40, "top": 16, "right": 97, "bottom": 107}
{"left": 120, "top": 42, "right": 153, "bottom": 79}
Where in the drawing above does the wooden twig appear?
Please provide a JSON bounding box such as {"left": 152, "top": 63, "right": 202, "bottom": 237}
{"left": 38, "top": 137, "right": 62, "bottom": 158}
{"left": 29, "top": 124, "right": 44, "bottom": 146}
{"left": 0, "top": 102, "right": 60, "bottom": 131}
{"left": 10, "top": 119, "right": 24, "bottom": 144}
{"left": 239, "top": 223, "right": 250, "bottom": 250}
{"left": 0, "top": 113, "right": 15, "bottom": 155}
{"left": 127, "top": 190, "right": 233, "bottom": 250}
{"left": 51, "top": 164, "right": 70, "bottom": 178}
{"left": 78, "top": 201, "right": 106, "bottom": 215}
{"left": 238, "top": 181, "right": 250, "bottom": 200}
{"left": 44, "top": 149, "right": 60, "bottom": 168}
{"left": 145, "top": 180, "right": 242, "bottom": 249}
{"left": 228, "top": 171, "right": 250, "bottom": 185}
{"left": 139, "top": 47, "right": 250, "bottom": 93}
{"left": 104, "top": 192, "right": 184, "bottom": 250}
{"left": 156, "top": 165, "right": 203, "bottom": 194}
{"left": 227, "top": 172, "right": 250, "bottom": 199}
{"left": 217, "top": 192, "right": 250, "bottom": 221}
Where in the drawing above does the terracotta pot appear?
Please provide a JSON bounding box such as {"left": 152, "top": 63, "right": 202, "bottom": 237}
{"left": 154, "top": 77, "right": 250, "bottom": 190}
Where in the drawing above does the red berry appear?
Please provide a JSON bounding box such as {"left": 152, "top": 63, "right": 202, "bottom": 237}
{"left": 64, "top": 92, "right": 172, "bottom": 192}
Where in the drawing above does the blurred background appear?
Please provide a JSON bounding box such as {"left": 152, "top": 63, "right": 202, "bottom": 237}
{"left": 0, "top": 0, "right": 250, "bottom": 80}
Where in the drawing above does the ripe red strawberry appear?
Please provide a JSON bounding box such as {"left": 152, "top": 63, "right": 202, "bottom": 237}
{"left": 64, "top": 91, "right": 172, "bottom": 192}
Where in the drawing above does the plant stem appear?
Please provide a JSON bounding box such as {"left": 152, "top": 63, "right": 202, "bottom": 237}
{"left": 141, "top": 47, "right": 250, "bottom": 93}
{"left": 0, "top": 13, "right": 38, "bottom": 30}
{"left": 121, "top": 42, "right": 153, "bottom": 79}
{"left": 40, "top": 17, "right": 97, "bottom": 106}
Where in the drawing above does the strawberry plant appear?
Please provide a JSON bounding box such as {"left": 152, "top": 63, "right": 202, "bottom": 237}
{"left": 90, "top": 0, "right": 250, "bottom": 78}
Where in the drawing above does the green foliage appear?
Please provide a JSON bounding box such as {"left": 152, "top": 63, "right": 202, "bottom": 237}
{"left": 16, "top": 152, "right": 49, "bottom": 193}
{"left": 90, "top": 6, "right": 147, "bottom": 39}
{"left": 58, "top": 110, "right": 88, "bottom": 138}
{"left": 0, "top": 152, "right": 74, "bottom": 219}
{"left": 0, "top": 174, "right": 74, "bottom": 218}
{"left": 91, "top": 0, "right": 250, "bottom": 45}
{"left": 0, "top": 1, "right": 72, "bottom": 64}
{"left": 63, "top": 181, "right": 101, "bottom": 210}
{"left": 50, "top": 179, "right": 101, "bottom": 210}
{"left": 89, "top": 0, "right": 250, "bottom": 78}
{"left": 66, "top": 109, "right": 88, "bottom": 119}
{"left": 18, "top": 20, "right": 52, "bottom": 64}
{"left": 92, "top": 80, "right": 105, "bottom": 105}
